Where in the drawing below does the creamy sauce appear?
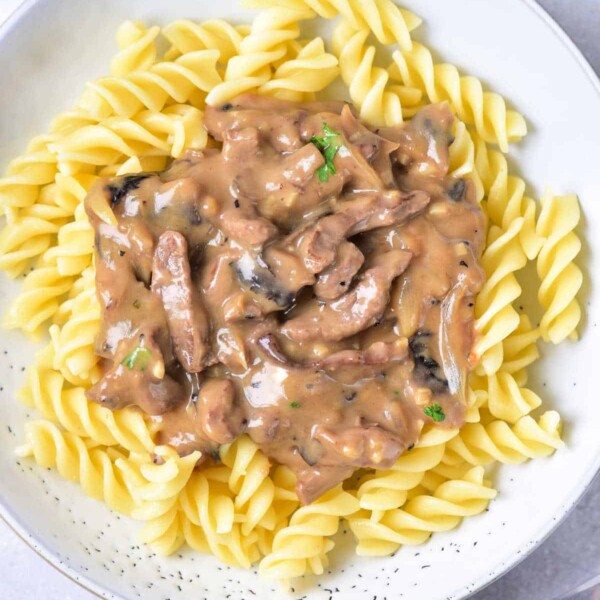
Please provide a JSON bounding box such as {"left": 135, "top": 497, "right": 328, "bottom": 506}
{"left": 85, "top": 95, "right": 485, "bottom": 503}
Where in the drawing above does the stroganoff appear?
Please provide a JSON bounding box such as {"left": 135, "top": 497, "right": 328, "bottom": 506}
{"left": 85, "top": 95, "right": 485, "bottom": 503}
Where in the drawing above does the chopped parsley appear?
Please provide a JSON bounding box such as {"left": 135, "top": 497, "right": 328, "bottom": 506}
{"left": 289, "top": 401, "right": 300, "bottom": 408}
{"left": 133, "top": 299, "right": 141, "bottom": 309}
{"left": 310, "top": 122, "right": 343, "bottom": 182}
{"left": 121, "top": 346, "right": 152, "bottom": 371}
{"left": 423, "top": 402, "right": 446, "bottom": 422}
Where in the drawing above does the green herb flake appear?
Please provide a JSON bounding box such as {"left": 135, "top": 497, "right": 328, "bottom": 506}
{"left": 121, "top": 346, "right": 152, "bottom": 371}
{"left": 393, "top": 390, "right": 401, "bottom": 397}
{"left": 133, "top": 299, "right": 141, "bottom": 309}
{"left": 289, "top": 401, "right": 301, "bottom": 408}
{"left": 423, "top": 402, "right": 446, "bottom": 423}
{"left": 310, "top": 122, "right": 343, "bottom": 182}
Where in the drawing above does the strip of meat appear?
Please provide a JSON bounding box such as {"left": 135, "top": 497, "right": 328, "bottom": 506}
{"left": 151, "top": 231, "right": 211, "bottom": 372}
{"left": 282, "top": 250, "right": 413, "bottom": 343}
{"left": 219, "top": 209, "right": 279, "bottom": 247}
{"left": 313, "top": 241, "right": 364, "bottom": 300}
{"left": 87, "top": 334, "right": 184, "bottom": 415}
{"left": 279, "top": 190, "right": 429, "bottom": 275}
{"left": 196, "top": 379, "right": 244, "bottom": 444}
{"left": 87, "top": 364, "right": 184, "bottom": 415}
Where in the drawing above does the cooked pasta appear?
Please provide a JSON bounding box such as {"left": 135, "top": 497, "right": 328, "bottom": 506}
{"left": 349, "top": 467, "right": 497, "bottom": 556}
{"left": 535, "top": 191, "right": 582, "bottom": 343}
{"left": 1, "top": 0, "right": 583, "bottom": 583}
{"left": 332, "top": 20, "right": 421, "bottom": 126}
{"left": 16, "top": 420, "right": 138, "bottom": 516}
{"left": 389, "top": 43, "right": 527, "bottom": 152}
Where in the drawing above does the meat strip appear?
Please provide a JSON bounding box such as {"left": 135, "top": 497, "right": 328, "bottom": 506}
{"left": 313, "top": 241, "right": 365, "bottom": 300}
{"left": 196, "top": 378, "right": 244, "bottom": 444}
{"left": 151, "top": 231, "right": 211, "bottom": 372}
{"left": 282, "top": 250, "right": 413, "bottom": 343}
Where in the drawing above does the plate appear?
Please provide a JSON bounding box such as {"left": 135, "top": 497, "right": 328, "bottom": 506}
{"left": 0, "top": 1, "right": 599, "bottom": 599}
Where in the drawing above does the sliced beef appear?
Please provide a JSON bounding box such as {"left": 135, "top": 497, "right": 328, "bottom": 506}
{"left": 151, "top": 231, "right": 211, "bottom": 372}
{"left": 196, "top": 378, "right": 244, "bottom": 444}
{"left": 282, "top": 250, "right": 413, "bottom": 343}
{"left": 314, "top": 241, "right": 364, "bottom": 300}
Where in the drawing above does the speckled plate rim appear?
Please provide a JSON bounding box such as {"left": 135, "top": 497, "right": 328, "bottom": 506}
{"left": 0, "top": 1, "right": 599, "bottom": 599}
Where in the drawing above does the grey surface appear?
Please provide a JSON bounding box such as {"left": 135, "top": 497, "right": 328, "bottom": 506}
{"left": 0, "top": 1, "right": 598, "bottom": 600}
{"left": 474, "top": 1, "right": 600, "bottom": 599}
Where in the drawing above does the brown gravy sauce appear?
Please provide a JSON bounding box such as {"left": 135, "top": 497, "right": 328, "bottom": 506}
{"left": 85, "top": 95, "right": 485, "bottom": 503}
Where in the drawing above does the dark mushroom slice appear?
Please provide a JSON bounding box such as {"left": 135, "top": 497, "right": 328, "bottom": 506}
{"left": 232, "top": 251, "right": 295, "bottom": 310}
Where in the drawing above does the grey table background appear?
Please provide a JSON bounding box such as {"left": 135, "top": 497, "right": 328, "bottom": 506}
{"left": 0, "top": 0, "right": 598, "bottom": 599}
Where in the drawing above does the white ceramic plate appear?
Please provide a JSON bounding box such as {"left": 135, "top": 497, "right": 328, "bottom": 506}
{"left": 0, "top": 1, "right": 599, "bottom": 599}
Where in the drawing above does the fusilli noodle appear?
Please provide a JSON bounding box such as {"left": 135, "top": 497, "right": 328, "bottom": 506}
{"left": 536, "top": 191, "right": 582, "bottom": 343}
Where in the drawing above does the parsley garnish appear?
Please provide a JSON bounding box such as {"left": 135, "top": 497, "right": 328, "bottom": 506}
{"left": 121, "top": 346, "right": 152, "bottom": 371}
{"left": 289, "top": 401, "right": 300, "bottom": 408}
{"left": 133, "top": 299, "right": 141, "bottom": 309}
{"left": 310, "top": 122, "right": 342, "bottom": 182}
{"left": 423, "top": 402, "right": 446, "bottom": 422}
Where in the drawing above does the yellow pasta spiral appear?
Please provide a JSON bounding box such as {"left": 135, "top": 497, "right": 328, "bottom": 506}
{"left": 0, "top": 201, "right": 70, "bottom": 278}
{"left": 474, "top": 135, "right": 543, "bottom": 259}
{"left": 3, "top": 258, "right": 74, "bottom": 338}
{"left": 110, "top": 20, "right": 160, "bottom": 77}
{"left": 79, "top": 50, "right": 222, "bottom": 119}
{"left": 473, "top": 371, "right": 542, "bottom": 424}
{"left": 258, "top": 485, "right": 359, "bottom": 580}
{"left": 349, "top": 466, "right": 496, "bottom": 556}
{"left": 117, "top": 447, "right": 200, "bottom": 555}
{"left": 162, "top": 19, "right": 245, "bottom": 62}
{"left": 180, "top": 467, "right": 263, "bottom": 567}
{"left": 16, "top": 420, "right": 137, "bottom": 515}
{"left": 45, "top": 202, "right": 94, "bottom": 276}
{"left": 389, "top": 43, "right": 527, "bottom": 152}
{"left": 258, "top": 37, "right": 339, "bottom": 101}
{"left": 206, "top": 7, "right": 314, "bottom": 105}
{"left": 219, "top": 436, "right": 277, "bottom": 536}
{"left": 536, "top": 192, "right": 582, "bottom": 344}
{"left": 0, "top": 135, "right": 59, "bottom": 212}
{"left": 355, "top": 425, "right": 458, "bottom": 513}
{"left": 473, "top": 219, "right": 527, "bottom": 374}
{"left": 49, "top": 268, "right": 101, "bottom": 386}
{"left": 332, "top": 21, "right": 422, "bottom": 127}
{"left": 243, "top": 0, "right": 422, "bottom": 50}
{"left": 444, "top": 411, "right": 563, "bottom": 467}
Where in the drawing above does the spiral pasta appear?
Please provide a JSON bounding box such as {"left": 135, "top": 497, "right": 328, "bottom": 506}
{"left": 16, "top": 420, "right": 138, "bottom": 516}
{"left": 536, "top": 191, "right": 582, "bottom": 344}
{"left": 162, "top": 19, "right": 246, "bottom": 63}
{"left": 474, "top": 134, "right": 543, "bottom": 260}
{"left": 389, "top": 43, "right": 527, "bottom": 152}
{"left": 79, "top": 50, "right": 222, "bottom": 119}
{"left": 205, "top": 7, "right": 314, "bottom": 106}
{"left": 444, "top": 411, "right": 563, "bottom": 467}
{"left": 243, "top": 0, "right": 422, "bottom": 51}
{"left": 258, "top": 485, "right": 359, "bottom": 580}
{"left": 110, "top": 21, "right": 160, "bottom": 77}
{"left": 3, "top": 258, "right": 74, "bottom": 338}
{"left": 349, "top": 466, "right": 496, "bottom": 556}
{"left": 258, "top": 37, "right": 339, "bottom": 102}
{"left": 0, "top": 135, "right": 59, "bottom": 212}
{"left": 472, "top": 220, "right": 527, "bottom": 375}
{"left": 332, "top": 21, "right": 422, "bottom": 127}
{"left": 355, "top": 425, "right": 457, "bottom": 513}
